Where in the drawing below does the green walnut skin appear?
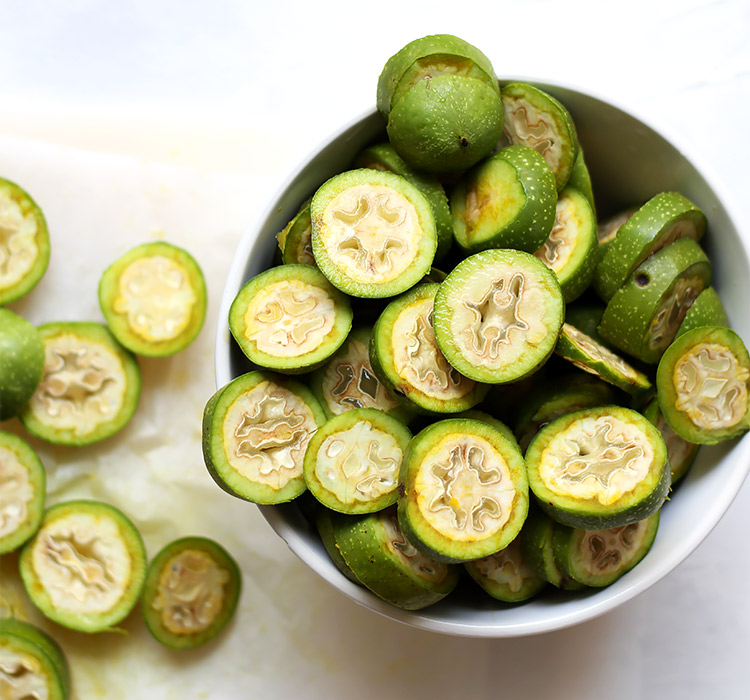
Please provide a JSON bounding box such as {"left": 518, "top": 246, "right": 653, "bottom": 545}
{"left": 674, "top": 286, "right": 729, "bottom": 339}
{"left": 642, "top": 399, "right": 699, "bottom": 484}
{"left": 0, "top": 308, "right": 44, "bottom": 420}
{"left": 567, "top": 148, "right": 596, "bottom": 219}
{"left": 277, "top": 199, "right": 316, "bottom": 266}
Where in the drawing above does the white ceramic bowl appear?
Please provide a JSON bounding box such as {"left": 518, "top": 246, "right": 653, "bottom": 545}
{"left": 215, "top": 81, "right": 750, "bottom": 637}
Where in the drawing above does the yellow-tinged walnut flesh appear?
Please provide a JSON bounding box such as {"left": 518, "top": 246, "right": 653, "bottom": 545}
{"left": 415, "top": 434, "right": 517, "bottom": 542}
{"left": 654, "top": 411, "right": 695, "bottom": 467}
{"left": 243, "top": 279, "right": 335, "bottom": 358}
{"left": 113, "top": 255, "right": 197, "bottom": 342}
{"left": 673, "top": 343, "right": 750, "bottom": 430}
{"left": 380, "top": 511, "right": 449, "bottom": 583}
{"left": 563, "top": 324, "right": 643, "bottom": 381}
{"left": 646, "top": 276, "right": 702, "bottom": 352}
{"left": 539, "top": 416, "right": 654, "bottom": 506}
{"left": 535, "top": 193, "right": 580, "bottom": 272}
{"left": 294, "top": 224, "right": 316, "bottom": 266}
{"left": 30, "top": 512, "right": 131, "bottom": 615}
{"left": 0, "top": 647, "right": 50, "bottom": 700}
{"left": 392, "top": 298, "right": 475, "bottom": 399}
{"left": 319, "top": 185, "right": 422, "bottom": 283}
{"left": 29, "top": 334, "right": 127, "bottom": 437}
{"left": 0, "top": 194, "right": 38, "bottom": 292}
{"left": 322, "top": 338, "right": 399, "bottom": 414}
{"left": 580, "top": 521, "right": 648, "bottom": 575}
{"left": 152, "top": 549, "right": 229, "bottom": 636}
{"left": 315, "top": 421, "right": 401, "bottom": 504}
{"left": 472, "top": 538, "right": 533, "bottom": 593}
{"left": 223, "top": 381, "right": 317, "bottom": 489}
{"left": 503, "top": 97, "right": 561, "bottom": 175}
{"left": 597, "top": 209, "right": 636, "bottom": 246}
{"left": 0, "top": 447, "right": 34, "bottom": 539}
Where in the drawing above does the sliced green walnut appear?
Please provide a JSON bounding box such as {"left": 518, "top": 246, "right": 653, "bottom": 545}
{"left": 593, "top": 192, "right": 707, "bottom": 302}
{"left": 304, "top": 409, "right": 411, "bottom": 514}
{"left": 0, "top": 308, "right": 44, "bottom": 421}
{"left": 552, "top": 512, "right": 660, "bottom": 587}
{"left": 675, "top": 286, "right": 729, "bottom": 339}
{"left": 203, "top": 371, "right": 326, "bottom": 504}
{"left": 310, "top": 169, "right": 437, "bottom": 298}
{"left": 141, "top": 537, "right": 241, "bottom": 649}
{"left": 370, "top": 283, "right": 488, "bottom": 413}
{"left": 0, "top": 178, "right": 50, "bottom": 305}
{"left": 555, "top": 323, "right": 652, "bottom": 396}
{"left": 0, "top": 619, "right": 70, "bottom": 700}
{"left": 464, "top": 533, "right": 547, "bottom": 603}
{"left": 599, "top": 237, "right": 712, "bottom": 364}
{"left": 526, "top": 406, "right": 669, "bottom": 530}
{"left": 533, "top": 187, "right": 597, "bottom": 302}
{"left": 353, "top": 142, "right": 453, "bottom": 262}
{"left": 315, "top": 507, "right": 360, "bottom": 584}
{"left": 501, "top": 83, "right": 579, "bottom": 192}
{"left": 331, "top": 506, "right": 459, "bottom": 610}
{"left": 19, "top": 322, "right": 141, "bottom": 446}
{"left": 567, "top": 148, "right": 596, "bottom": 218}
{"left": 18, "top": 500, "right": 147, "bottom": 633}
{"left": 0, "top": 432, "right": 45, "bottom": 554}
{"left": 398, "top": 419, "right": 529, "bottom": 562}
{"left": 277, "top": 199, "right": 316, "bottom": 267}
{"left": 229, "top": 264, "right": 352, "bottom": 373}
{"left": 450, "top": 145, "right": 557, "bottom": 253}
{"left": 656, "top": 326, "right": 750, "bottom": 444}
{"left": 597, "top": 207, "right": 637, "bottom": 258}
{"left": 433, "top": 249, "right": 564, "bottom": 384}
{"left": 642, "top": 399, "right": 699, "bottom": 484}
{"left": 310, "top": 327, "right": 409, "bottom": 421}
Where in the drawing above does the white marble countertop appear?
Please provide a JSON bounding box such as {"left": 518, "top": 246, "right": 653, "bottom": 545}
{"left": 0, "top": 1, "right": 748, "bottom": 698}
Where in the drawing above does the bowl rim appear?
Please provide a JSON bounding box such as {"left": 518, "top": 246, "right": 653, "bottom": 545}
{"left": 214, "top": 77, "right": 750, "bottom": 637}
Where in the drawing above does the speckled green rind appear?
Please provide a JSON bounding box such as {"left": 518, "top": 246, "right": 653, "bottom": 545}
{"left": 433, "top": 249, "right": 565, "bottom": 384}
{"left": 598, "top": 237, "right": 712, "bottom": 364}
{"left": 596, "top": 207, "right": 638, "bottom": 262}
{"left": 387, "top": 74, "right": 505, "bottom": 174}
{"left": 534, "top": 187, "right": 597, "bottom": 302}
{"left": 398, "top": 419, "right": 529, "bottom": 563}
{"left": 675, "top": 286, "right": 729, "bottom": 339}
{"left": 332, "top": 507, "right": 459, "bottom": 610}
{"left": 315, "top": 507, "right": 361, "bottom": 584}
{"left": 202, "top": 371, "right": 326, "bottom": 504}
{"left": 19, "top": 322, "right": 141, "bottom": 446}
{"left": 309, "top": 327, "right": 412, "bottom": 423}
{"left": 19, "top": 500, "right": 147, "bottom": 633}
{"left": 98, "top": 241, "right": 207, "bottom": 357}
{"left": 141, "top": 537, "right": 241, "bottom": 649}
{"left": 526, "top": 406, "right": 670, "bottom": 530}
{"left": 229, "top": 264, "right": 352, "bottom": 372}
{"left": 642, "top": 400, "right": 699, "bottom": 484}
{"left": 552, "top": 511, "right": 660, "bottom": 587}
{"left": 593, "top": 192, "right": 707, "bottom": 301}
{"left": 303, "top": 408, "right": 411, "bottom": 514}
{"left": 0, "top": 178, "right": 50, "bottom": 305}
{"left": 656, "top": 326, "right": 750, "bottom": 444}
{"left": 567, "top": 148, "right": 596, "bottom": 218}
{"left": 376, "top": 34, "right": 498, "bottom": 118}
{"left": 310, "top": 169, "right": 437, "bottom": 298}
{"left": 0, "top": 619, "right": 70, "bottom": 700}
{"left": 501, "top": 83, "right": 579, "bottom": 192}
{"left": 0, "top": 308, "right": 44, "bottom": 420}
{"left": 370, "top": 283, "right": 489, "bottom": 413}
{"left": 555, "top": 323, "right": 652, "bottom": 396}
{"left": 0, "top": 432, "right": 45, "bottom": 554}
{"left": 451, "top": 145, "right": 556, "bottom": 253}
{"left": 464, "top": 534, "right": 547, "bottom": 603}
{"left": 353, "top": 142, "right": 453, "bottom": 262}
{"left": 279, "top": 200, "right": 316, "bottom": 267}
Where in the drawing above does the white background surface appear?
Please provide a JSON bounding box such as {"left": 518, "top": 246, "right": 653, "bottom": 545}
{"left": 0, "top": 1, "right": 748, "bottom": 698}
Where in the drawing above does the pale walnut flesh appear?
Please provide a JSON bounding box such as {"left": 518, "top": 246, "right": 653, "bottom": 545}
{"left": 0, "top": 447, "right": 34, "bottom": 539}
{"left": 563, "top": 324, "right": 642, "bottom": 381}
{"left": 244, "top": 279, "right": 335, "bottom": 358}
{"left": 294, "top": 225, "right": 316, "bottom": 266}
{"left": 503, "top": 97, "right": 561, "bottom": 174}
{"left": 113, "top": 255, "right": 197, "bottom": 342}
{"left": 152, "top": 549, "right": 229, "bottom": 636}
{"left": 647, "top": 276, "right": 702, "bottom": 352}
{"left": 580, "top": 521, "right": 647, "bottom": 576}
{"left": 0, "top": 648, "right": 50, "bottom": 700}
{"left": 655, "top": 412, "right": 695, "bottom": 468}
{"left": 321, "top": 185, "right": 422, "bottom": 283}
{"left": 673, "top": 343, "right": 749, "bottom": 430}
{"left": 30, "top": 512, "right": 131, "bottom": 615}
{"left": 539, "top": 416, "right": 654, "bottom": 506}
{"left": 598, "top": 209, "right": 636, "bottom": 246}
{"left": 0, "top": 193, "right": 38, "bottom": 290}
{"left": 322, "top": 339, "right": 399, "bottom": 414}
{"left": 416, "top": 435, "right": 517, "bottom": 542}
{"left": 535, "top": 194, "right": 579, "bottom": 272}
{"left": 473, "top": 538, "right": 534, "bottom": 593}
{"left": 223, "top": 382, "right": 317, "bottom": 490}
{"left": 392, "top": 298, "right": 475, "bottom": 400}
{"left": 315, "top": 421, "right": 401, "bottom": 504}
{"left": 29, "top": 334, "right": 127, "bottom": 437}
{"left": 380, "top": 511, "right": 449, "bottom": 583}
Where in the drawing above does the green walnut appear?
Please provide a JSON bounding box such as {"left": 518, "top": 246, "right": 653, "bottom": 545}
{"left": 0, "top": 308, "right": 44, "bottom": 421}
